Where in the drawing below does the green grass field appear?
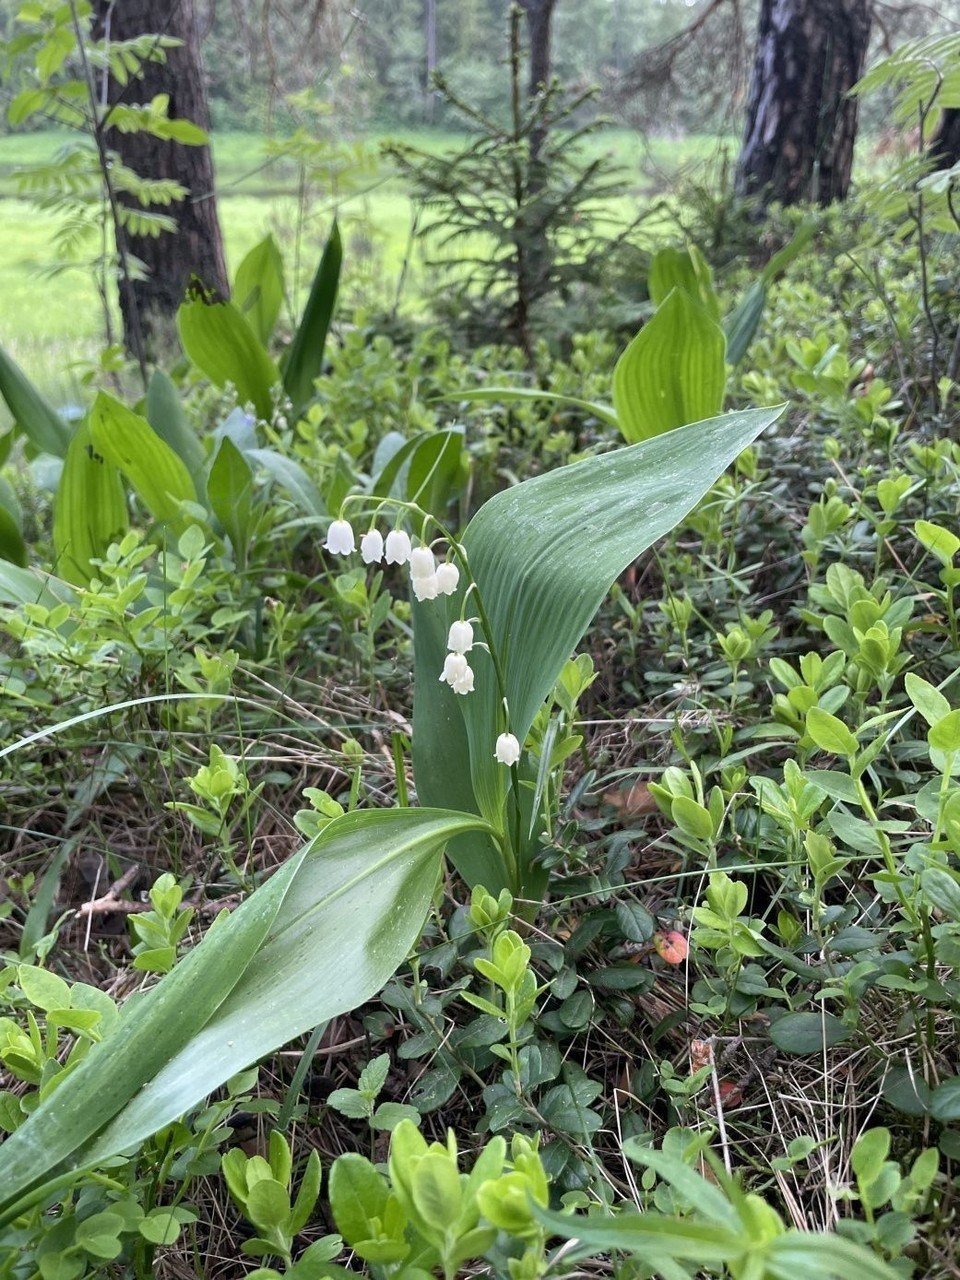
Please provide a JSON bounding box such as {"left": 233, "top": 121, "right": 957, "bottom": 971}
{"left": 0, "top": 126, "right": 731, "bottom": 402}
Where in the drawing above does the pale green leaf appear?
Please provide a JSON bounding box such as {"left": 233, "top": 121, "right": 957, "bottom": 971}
{"left": 52, "top": 421, "right": 128, "bottom": 585}
{"left": 178, "top": 283, "right": 280, "bottom": 421}
{"left": 89, "top": 392, "right": 196, "bottom": 525}
{"left": 612, "top": 288, "right": 727, "bottom": 441}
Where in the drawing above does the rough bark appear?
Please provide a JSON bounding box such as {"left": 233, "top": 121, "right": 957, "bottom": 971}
{"left": 735, "top": 0, "right": 872, "bottom": 209}
{"left": 94, "top": 0, "right": 229, "bottom": 357}
{"left": 930, "top": 107, "right": 960, "bottom": 171}
{"left": 517, "top": 0, "right": 558, "bottom": 167}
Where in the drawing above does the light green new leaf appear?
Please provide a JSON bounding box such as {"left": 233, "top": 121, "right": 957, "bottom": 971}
{"left": 234, "top": 235, "right": 285, "bottom": 347}
{"left": 0, "top": 808, "right": 490, "bottom": 1223}
{"left": 612, "top": 288, "right": 727, "bottom": 441}
{"left": 90, "top": 392, "right": 196, "bottom": 525}
{"left": 283, "top": 220, "right": 342, "bottom": 416}
{"left": 412, "top": 405, "right": 783, "bottom": 898}
{"left": 0, "top": 343, "right": 70, "bottom": 457}
{"left": 648, "top": 245, "right": 720, "bottom": 322}
{"left": 53, "top": 421, "right": 129, "bottom": 584}
{"left": 178, "top": 281, "right": 280, "bottom": 421}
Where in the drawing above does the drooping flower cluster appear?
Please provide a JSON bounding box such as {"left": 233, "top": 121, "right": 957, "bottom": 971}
{"left": 324, "top": 518, "right": 459, "bottom": 600}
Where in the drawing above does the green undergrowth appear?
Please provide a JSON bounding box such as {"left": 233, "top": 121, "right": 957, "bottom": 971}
{"left": 0, "top": 93, "right": 959, "bottom": 1280}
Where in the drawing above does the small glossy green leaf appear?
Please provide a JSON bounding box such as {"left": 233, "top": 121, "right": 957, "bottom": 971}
{"left": 328, "top": 1153, "right": 390, "bottom": 1246}
{"left": 806, "top": 707, "right": 858, "bottom": 758}
{"left": 916, "top": 519, "right": 959, "bottom": 565}
{"left": 905, "top": 673, "right": 951, "bottom": 727}
{"left": 767, "top": 1011, "right": 851, "bottom": 1055}
{"left": 929, "top": 709, "right": 960, "bottom": 754}
{"left": 612, "top": 288, "right": 727, "bottom": 441}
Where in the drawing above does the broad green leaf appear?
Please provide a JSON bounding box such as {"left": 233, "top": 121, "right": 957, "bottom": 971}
{"left": 208, "top": 437, "right": 254, "bottom": 568}
{"left": 0, "top": 840, "right": 296, "bottom": 1219}
{"left": 0, "top": 809, "right": 489, "bottom": 1222}
{"left": 283, "top": 220, "right": 342, "bottom": 415}
{"left": 146, "top": 369, "right": 206, "bottom": 500}
{"left": 412, "top": 405, "right": 783, "bottom": 897}
{"left": 178, "top": 281, "right": 280, "bottom": 421}
{"left": 89, "top": 392, "right": 196, "bottom": 525}
{"left": 53, "top": 421, "right": 128, "bottom": 584}
{"left": 767, "top": 1011, "right": 851, "bottom": 1054}
{"left": 612, "top": 288, "right": 727, "bottom": 441}
{"left": 234, "top": 235, "right": 285, "bottom": 347}
{"left": 0, "top": 343, "right": 70, "bottom": 457}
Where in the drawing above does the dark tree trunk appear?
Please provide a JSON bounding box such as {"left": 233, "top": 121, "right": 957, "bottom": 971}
{"left": 930, "top": 107, "right": 960, "bottom": 171}
{"left": 94, "top": 0, "right": 228, "bottom": 357}
{"left": 518, "top": 0, "right": 558, "bottom": 166}
{"left": 735, "top": 0, "right": 872, "bottom": 210}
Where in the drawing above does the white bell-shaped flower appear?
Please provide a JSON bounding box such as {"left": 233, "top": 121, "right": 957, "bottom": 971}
{"left": 384, "top": 529, "right": 412, "bottom": 565}
{"left": 324, "top": 518, "right": 355, "bottom": 555}
{"left": 409, "top": 546, "right": 436, "bottom": 580}
{"left": 435, "top": 561, "right": 460, "bottom": 595}
{"left": 360, "top": 528, "right": 384, "bottom": 564}
{"left": 412, "top": 573, "right": 440, "bottom": 602}
{"left": 494, "top": 732, "right": 521, "bottom": 766}
{"left": 447, "top": 619, "right": 474, "bottom": 654}
{"left": 439, "top": 652, "right": 475, "bottom": 695}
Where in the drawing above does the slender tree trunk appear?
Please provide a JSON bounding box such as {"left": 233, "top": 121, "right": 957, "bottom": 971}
{"left": 94, "top": 0, "right": 229, "bottom": 357}
{"left": 735, "top": 0, "right": 872, "bottom": 210}
{"left": 930, "top": 107, "right": 960, "bottom": 171}
{"left": 518, "top": 0, "right": 558, "bottom": 167}
{"left": 424, "top": 0, "right": 437, "bottom": 123}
